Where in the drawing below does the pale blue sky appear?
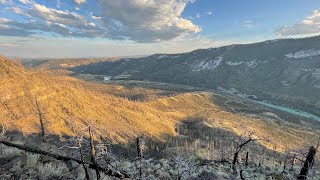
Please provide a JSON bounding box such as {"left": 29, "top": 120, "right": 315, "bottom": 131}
{"left": 0, "top": 0, "right": 319, "bottom": 58}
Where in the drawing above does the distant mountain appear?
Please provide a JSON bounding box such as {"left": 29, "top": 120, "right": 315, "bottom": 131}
{"left": 70, "top": 36, "right": 320, "bottom": 116}
{"left": 21, "top": 55, "right": 147, "bottom": 70}
{"left": 21, "top": 57, "right": 122, "bottom": 70}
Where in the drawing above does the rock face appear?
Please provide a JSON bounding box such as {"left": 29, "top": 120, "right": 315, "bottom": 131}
{"left": 70, "top": 35, "right": 320, "bottom": 116}
{"left": 285, "top": 49, "right": 320, "bottom": 59}
{"left": 191, "top": 56, "right": 223, "bottom": 71}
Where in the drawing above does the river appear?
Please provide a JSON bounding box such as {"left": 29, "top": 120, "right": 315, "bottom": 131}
{"left": 104, "top": 78, "right": 320, "bottom": 122}
{"left": 251, "top": 99, "right": 320, "bottom": 122}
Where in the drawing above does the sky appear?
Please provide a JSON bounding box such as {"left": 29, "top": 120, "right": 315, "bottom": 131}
{"left": 0, "top": 0, "right": 320, "bottom": 58}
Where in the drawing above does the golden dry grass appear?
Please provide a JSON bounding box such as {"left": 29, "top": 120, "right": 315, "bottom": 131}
{"left": 0, "top": 56, "right": 318, "bottom": 151}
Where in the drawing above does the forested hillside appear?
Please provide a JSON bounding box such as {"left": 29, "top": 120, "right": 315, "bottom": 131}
{"left": 70, "top": 36, "right": 320, "bottom": 117}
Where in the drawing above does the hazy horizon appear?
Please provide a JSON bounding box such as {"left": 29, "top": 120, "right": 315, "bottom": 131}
{"left": 5, "top": 34, "right": 320, "bottom": 59}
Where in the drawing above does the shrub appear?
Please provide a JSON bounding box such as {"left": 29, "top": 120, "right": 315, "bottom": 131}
{"left": 26, "top": 153, "right": 40, "bottom": 168}
{"left": 0, "top": 145, "right": 21, "bottom": 158}
{"left": 37, "top": 163, "right": 64, "bottom": 179}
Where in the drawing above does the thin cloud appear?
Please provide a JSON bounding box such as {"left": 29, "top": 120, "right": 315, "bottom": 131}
{"left": 6, "top": 7, "right": 31, "bottom": 17}
{"left": 241, "top": 20, "right": 255, "bottom": 28}
{"left": 74, "top": 0, "right": 86, "bottom": 4}
{"left": 91, "top": 15, "right": 102, "bottom": 20}
{"left": 19, "top": 0, "right": 32, "bottom": 4}
{"left": 56, "top": 0, "right": 62, "bottom": 8}
{"left": 0, "top": 0, "right": 12, "bottom": 4}
{"left": 0, "top": 43, "right": 15, "bottom": 47}
{"left": 195, "top": 11, "right": 213, "bottom": 19}
{"left": 275, "top": 10, "right": 320, "bottom": 36}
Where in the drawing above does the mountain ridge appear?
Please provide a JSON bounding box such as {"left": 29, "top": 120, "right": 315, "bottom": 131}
{"left": 69, "top": 35, "right": 320, "bottom": 117}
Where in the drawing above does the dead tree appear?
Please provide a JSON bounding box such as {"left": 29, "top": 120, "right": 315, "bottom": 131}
{"left": 136, "top": 136, "right": 144, "bottom": 158}
{"left": 76, "top": 136, "right": 90, "bottom": 180}
{"left": 232, "top": 134, "right": 258, "bottom": 173}
{"left": 35, "top": 99, "right": 46, "bottom": 142}
{"left": 136, "top": 136, "right": 144, "bottom": 179}
{"left": 245, "top": 152, "right": 249, "bottom": 167}
{"left": 0, "top": 140, "right": 130, "bottom": 179}
{"left": 61, "top": 122, "right": 99, "bottom": 180}
{"left": 298, "top": 146, "right": 317, "bottom": 180}
{"left": 89, "top": 126, "right": 100, "bottom": 180}
{"left": 282, "top": 152, "right": 289, "bottom": 174}
{"left": 240, "top": 170, "right": 245, "bottom": 180}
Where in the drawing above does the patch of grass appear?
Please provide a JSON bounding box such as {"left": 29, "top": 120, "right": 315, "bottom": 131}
{"left": 26, "top": 153, "right": 40, "bottom": 168}
{"left": 37, "top": 162, "right": 64, "bottom": 179}
{"left": 0, "top": 145, "right": 22, "bottom": 158}
{"left": 270, "top": 173, "right": 285, "bottom": 180}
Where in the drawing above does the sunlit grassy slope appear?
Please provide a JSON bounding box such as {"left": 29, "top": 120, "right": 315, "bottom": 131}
{"left": 0, "top": 57, "right": 318, "bottom": 151}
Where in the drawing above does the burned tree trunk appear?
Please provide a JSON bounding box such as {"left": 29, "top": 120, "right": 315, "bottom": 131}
{"left": 136, "top": 136, "right": 144, "bottom": 158}
{"left": 298, "top": 146, "right": 317, "bottom": 180}
{"left": 89, "top": 126, "right": 100, "bottom": 180}
{"left": 245, "top": 152, "right": 249, "bottom": 167}
{"left": 0, "top": 140, "right": 130, "bottom": 179}
{"left": 78, "top": 138, "right": 90, "bottom": 180}
{"left": 282, "top": 152, "right": 289, "bottom": 174}
{"left": 136, "top": 136, "right": 145, "bottom": 179}
{"left": 232, "top": 151, "right": 240, "bottom": 172}
{"left": 240, "top": 170, "right": 245, "bottom": 180}
{"left": 232, "top": 136, "right": 256, "bottom": 173}
{"left": 290, "top": 153, "right": 297, "bottom": 171}
{"left": 35, "top": 99, "right": 46, "bottom": 142}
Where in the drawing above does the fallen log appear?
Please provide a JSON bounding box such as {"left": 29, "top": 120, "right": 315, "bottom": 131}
{"left": 199, "top": 159, "right": 231, "bottom": 166}
{"left": 0, "top": 140, "right": 130, "bottom": 179}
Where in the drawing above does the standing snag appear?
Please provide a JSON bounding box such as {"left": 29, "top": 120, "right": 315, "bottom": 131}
{"left": 136, "top": 136, "right": 145, "bottom": 179}
{"left": 298, "top": 146, "right": 317, "bottom": 180}
{"left": 245, "top": 151, "right": 249, "bottom": 167}
{"left": 35, "top": 99, "right": 46, "bottom": 142}
{"left": 232, "top": 133, "right": 259, "bottom": 173}
{"left": 89, "top": 126, "right": 100, "bottom": 180}
{"left": 77, "top": 136, "right": 90, "bottom": 180}
{"left": 136, "top": 136, "right": 144, "bottom": 158}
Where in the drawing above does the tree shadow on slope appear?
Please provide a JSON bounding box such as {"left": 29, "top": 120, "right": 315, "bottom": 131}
{"left": 1, "top": 120, "right": 280, "bottom": 165}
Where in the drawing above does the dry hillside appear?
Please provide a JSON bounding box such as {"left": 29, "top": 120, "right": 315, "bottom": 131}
{"left": 0, "top": 56, "right": 318, "bottom": 151}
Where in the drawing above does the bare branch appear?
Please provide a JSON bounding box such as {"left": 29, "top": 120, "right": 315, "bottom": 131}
{"left": 0, "top": 140, "right": 130, "bottom": 179}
